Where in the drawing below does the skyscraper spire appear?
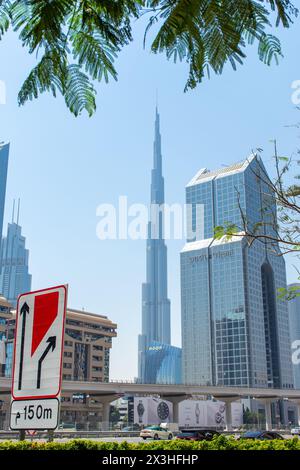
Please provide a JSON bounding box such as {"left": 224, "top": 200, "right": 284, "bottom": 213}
{"left": 138, "top": 108, "right": 171, "bottom": 383}
{"left": 151, "top": 107, "right": 164, "bottom": 205}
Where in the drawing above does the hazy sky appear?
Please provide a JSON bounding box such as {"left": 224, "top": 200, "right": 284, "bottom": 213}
{"left": 0, "top": 16, "right": 299, "bottom": 380}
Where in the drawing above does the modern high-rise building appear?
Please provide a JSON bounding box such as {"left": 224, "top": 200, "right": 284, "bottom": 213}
{"left": 0, "top": 213, "right": 32, "bottom": 307}
{"left": 288, "top": 283, "right": 300, "bottom": 389}
{"left": 0, "top": 142, "right": 9, "bottom": 245}
{"left": 138, "top": 109, "right": 181, "bottom": 384}
{"left": 181, "top": 155, "right": 294, "bottom": 390}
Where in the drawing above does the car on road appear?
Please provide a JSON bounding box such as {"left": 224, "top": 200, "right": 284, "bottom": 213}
{"left": 239, "top": 431, "right": 284, "bottom": 440}
{"left": 176, "top": 429, "right": 221, "bottom": 441}
{"left": 291, "top": 427, "right": 300, "bottom": 436}
{"left": 58, "top": 423, "right": 76, "bottom": 431}
{"left": 140, "top": 426, "right": 173, "bottom": 440}
{"left": 122, "top": 424, "right": 140, "bottom": 432}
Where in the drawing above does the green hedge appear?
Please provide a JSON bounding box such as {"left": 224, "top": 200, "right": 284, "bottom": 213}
{"left": 0, "top": 436, "right": 300, "bottom": 450}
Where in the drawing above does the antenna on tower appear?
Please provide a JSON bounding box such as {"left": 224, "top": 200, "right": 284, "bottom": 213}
{"left": 11, "top": 199, "right": 15, "bottom": 224}
{"left": 17, "top": 198, "right": 20, "bottom": 225}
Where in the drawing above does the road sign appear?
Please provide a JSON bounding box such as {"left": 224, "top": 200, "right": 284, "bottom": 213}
{"left": 10, "top": 399, "right": 60, "bottom": 430}
{"left": 11, "top": 285, "right": 67, "bottom": 401}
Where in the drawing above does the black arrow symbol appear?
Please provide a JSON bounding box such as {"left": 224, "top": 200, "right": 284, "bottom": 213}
{"left": 18, "top": 302, "right": 30, "bottom": 390}
{"left": 15, "top": 411, "right": 20, "bottom": 425}
{"left": 37, "top": 336, "right": 56, "bottom": 389}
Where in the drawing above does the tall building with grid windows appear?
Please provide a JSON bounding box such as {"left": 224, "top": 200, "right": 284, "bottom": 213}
{"left": 0, "top": 221, "right": 31, "bottom": 307}
{"left": 0, "top": 143, "right": 9, "bottom": 247}
{"left": 181, "top": 155, "right": 294, "bottom": 390}
{"left": 288, "top": 283, "right": 300, "bottom": 389}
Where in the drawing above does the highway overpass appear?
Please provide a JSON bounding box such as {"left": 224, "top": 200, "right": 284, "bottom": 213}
{"left": 1, "top": 377, "right": 300, "bottom": 430}
{"left": 1, "top": 376, "right": 300, "bottom": 399}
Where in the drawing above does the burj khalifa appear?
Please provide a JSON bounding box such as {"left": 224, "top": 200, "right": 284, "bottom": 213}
{"left": 138, "top": 109, "right": 181, "bottom": 384}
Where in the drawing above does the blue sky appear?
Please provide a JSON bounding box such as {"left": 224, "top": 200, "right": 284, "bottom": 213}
{"left": 0, "top": 15, "right": 299, "bottom": 380}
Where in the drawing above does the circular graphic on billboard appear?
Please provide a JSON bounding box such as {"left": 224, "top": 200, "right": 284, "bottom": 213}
{"left": 157, "top": 401, "right": 170, "bottom": 421}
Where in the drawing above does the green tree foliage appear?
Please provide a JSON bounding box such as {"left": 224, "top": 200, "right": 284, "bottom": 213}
{"left": 109, "top": 405, "right": 121, "bottom": 425}
{"left": 243, "top": 406, "right": 265, "bottom": 425}
{"left": 0, "top": 0, "right": 298, "bottom": 115}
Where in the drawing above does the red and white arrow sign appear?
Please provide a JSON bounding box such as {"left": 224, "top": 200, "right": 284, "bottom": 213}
{"left": 12, "top": 285, "right": 67, "bottom": 400}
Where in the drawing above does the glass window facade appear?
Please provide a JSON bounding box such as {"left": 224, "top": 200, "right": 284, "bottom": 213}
{"left": 181, "top": 156, "right": 294, "bottom": 389}
{"left": 288, "top": 284, "right": 300, "bottom": 389}
{"left": 5, "top": 341, "right": 13, "bottom": 377}
{"left": 0, "top": 222, "right": 32, "bottom": 307}
{"left": 0, "top": 143, "right": 9, "bottom": 249}
{"left": 142, "top": 341, "right": 182, "bottom": 384}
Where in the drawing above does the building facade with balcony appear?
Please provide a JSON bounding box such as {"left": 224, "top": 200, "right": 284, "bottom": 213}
{"left": 2, "top": 305, "right": 117, "bottom": 430}
{"left": 0, "top": 295, "right": 12, "bottom": 379}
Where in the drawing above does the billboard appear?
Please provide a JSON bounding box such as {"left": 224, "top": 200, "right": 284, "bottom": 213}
{"left": 178, "top": 400, "right": 207, "bottom": 427}
{"left": 206, "top": 401, "right": 226, "bottom": 427}
{"left": 134, "top": 397, "right": 173, "bottom": 425}
{"left": 231, "top": 402, "right": 243, "bottom": 428}
{"left": 134, "top": 397, "right": 243, "bottom": 428}
{"left": 179, "top": 400, "right": 243, "bottom": 428}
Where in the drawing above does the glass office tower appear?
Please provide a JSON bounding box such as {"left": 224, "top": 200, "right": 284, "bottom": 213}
{"left": 181, "top": 155, "right": 293, "bottom": 389}
{"left": 0, "top": 143, "right": 9, "bottom": 245}
{"left": 288, "top": 283, "right": 300, "bottom": 389}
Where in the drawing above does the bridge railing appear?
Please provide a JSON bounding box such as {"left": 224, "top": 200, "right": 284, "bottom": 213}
{"left": 0, "top": 372, "right": 211, "bottom": 386}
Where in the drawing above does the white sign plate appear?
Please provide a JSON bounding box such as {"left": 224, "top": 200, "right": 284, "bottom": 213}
{"left": 10, "top": 398, "right": 60, "bottom": 430}
{"left": 12, "top": 285, "right": 67, "bottom": 400}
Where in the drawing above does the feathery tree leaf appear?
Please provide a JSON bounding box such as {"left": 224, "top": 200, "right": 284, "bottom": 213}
{"left": 63, "top": 64, "right": 96, "bottom": 117}
{"left": 18, "top": 50, "right": 65, "bottom": 105}
{"left": 0, "top": 0, "right": 10, "bottom": 39}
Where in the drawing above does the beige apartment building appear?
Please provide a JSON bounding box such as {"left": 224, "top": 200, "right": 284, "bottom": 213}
{"left": 0, "top": 295, "right": 12, "bottom": 339}
{"left": 60, "top": 308, "right": 117, "bottom": 429}
{"left": 0, "top": 300, "right": 117, "bottom": 430}
{"left": 0, "top": 295, "right": 12, "bottom": 377}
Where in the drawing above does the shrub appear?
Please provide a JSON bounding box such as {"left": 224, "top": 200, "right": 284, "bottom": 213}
{"left": 0, "top": 437, "right": 299, "bottom": 451}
